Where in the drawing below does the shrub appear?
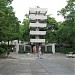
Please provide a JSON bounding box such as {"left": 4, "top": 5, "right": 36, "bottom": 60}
{"left": 59, "top": 48, "right": 74, "bottom": 54}
{"left": 0, "top": 47, "right": 6, "bottom": 54}
{"left": 0, "top": 43, "right": 7, "bottom": 55}
{"left": 0, "top": 43, "right": 7, "bottom": 50}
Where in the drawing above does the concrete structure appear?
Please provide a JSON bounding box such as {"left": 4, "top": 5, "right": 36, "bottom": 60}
{"left": 29, "top": 6, "right": 47, "bottom": 44}
{"left": 29, "top": 7, "right": 47, "bottom": 52}
{"left": 15, "top": 7, "right": 55, "bottom": 53}
{"left": 45, "top": 43, "right": 55, "bottom": 54}
{"left": 16, "top": 42, "right": 31, "bottom": 53}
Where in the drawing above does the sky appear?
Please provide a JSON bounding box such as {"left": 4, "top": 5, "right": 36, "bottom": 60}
{"left": 12, "top": 0, "right": 67, "bottom": 22}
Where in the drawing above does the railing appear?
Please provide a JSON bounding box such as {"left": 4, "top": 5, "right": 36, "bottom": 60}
{"left": 30, "top": 23, "right": 46, "bottom": 28}
{"left": 30, "top": 39, "right": 45, "bottom": 43}
{"left": 30, "top": 31, "right": 46, "bottom": 35}
{"left": 29, "top": 15, "right": 47, "bottom": 20}
{"left": 29, "top": 8, "right": 47, "bottom": 14}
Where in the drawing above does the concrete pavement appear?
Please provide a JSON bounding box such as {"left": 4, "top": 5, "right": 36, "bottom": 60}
{"left": 0, "top": 52, "right": 75, "bottom": 75}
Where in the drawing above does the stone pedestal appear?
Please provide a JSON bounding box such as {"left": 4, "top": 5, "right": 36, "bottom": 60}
{"left": 52, "top": 43, "right": 55, "bottom": 54}
{"left": 16, "top": 42, "right": 19, "bottom": 53}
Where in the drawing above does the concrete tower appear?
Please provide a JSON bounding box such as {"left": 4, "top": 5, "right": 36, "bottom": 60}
{"left": 29, "top": 6, "right": 47, "bottom": 52}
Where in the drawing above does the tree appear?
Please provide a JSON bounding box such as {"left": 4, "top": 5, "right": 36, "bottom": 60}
{"left": 20, "top": 14, "right": 29, "bottom": 42}
{"left": 58, "top": 0, "right": 75, "bottom": 49}
{"left": 0, "top": 0, "right": 20, "bottom": 49}
{"left": 46, "top": 15, "right": 58, "bottom": 43}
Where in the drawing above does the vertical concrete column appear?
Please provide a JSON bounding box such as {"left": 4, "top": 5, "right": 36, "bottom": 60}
{"left": 52, "top": 43, "right": 55, "bottom": 54}
{"left": 16, "top": 42, "right": 19, "bottom": 53}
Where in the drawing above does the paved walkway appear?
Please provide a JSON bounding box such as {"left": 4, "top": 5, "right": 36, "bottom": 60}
{"left": 0, "top": 52, "right": 75, "bottom": 75}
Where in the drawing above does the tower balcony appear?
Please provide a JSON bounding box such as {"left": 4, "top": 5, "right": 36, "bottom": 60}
{"left": 29, "top": 23, "right": 46, "bottom": 28}
{"left": 29, "top": 8, "right": 47, "bottom": 14}
{"left": 30, "top": 31, "right": 46, "bottom": 35}
{"left": 30, "top": 39, "right": 45, "bottom": 43}
{"left": 29, "top": 15, "right": 47, "bottom": 20}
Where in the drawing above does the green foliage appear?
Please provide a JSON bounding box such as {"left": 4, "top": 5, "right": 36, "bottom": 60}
{"left": 0, "top": 47, "right": 6, "bottom": 54}
{"left": 0, "top": 0, "right": 20, "bottom": 42}
{"left": 46, "top": 15, "right": 58, "bottom": 43}
{"left": 0, "top": 43, "right": 7, "bottom": 54}
{"left": 58, "top": 0, "right": 75, "bottom": 18}
{"left": 60, "top": 48, "right": 74, "bottom": 54}
{"left": 20, "top": 15, "right": 29, "bottom": 41}
{"left": 0, "top": 43, "right": 7, "bottom": 50}
{"left": 57, "top": 0, "right": 75, "bottom": 49}
{"left": 46, "top": 31, "right": 56, "bottom": 43}
{"left": 55, "top": 44, "right": 75, "bottom": 53}
{"left": 47, "top": 15, "right": 58, "bottom": 29}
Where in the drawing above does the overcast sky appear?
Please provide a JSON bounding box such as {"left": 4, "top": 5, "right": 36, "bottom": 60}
{"left": 12, "top": 0, "right": 67, "bottom": 22}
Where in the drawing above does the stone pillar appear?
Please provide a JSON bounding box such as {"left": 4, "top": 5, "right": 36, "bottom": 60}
{"left": 52, "top": 43, "right": 55, "bottom": 54}
{"left": 16, "top": 41, "right": 19, "bottom": 53}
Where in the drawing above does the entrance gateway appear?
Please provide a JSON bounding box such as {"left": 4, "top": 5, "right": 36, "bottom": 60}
{"left": 16, "top": 43, "right": 55, "bottom": 54}
{"left": 16, "top": 7, "right": 55, "bottom": 53}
